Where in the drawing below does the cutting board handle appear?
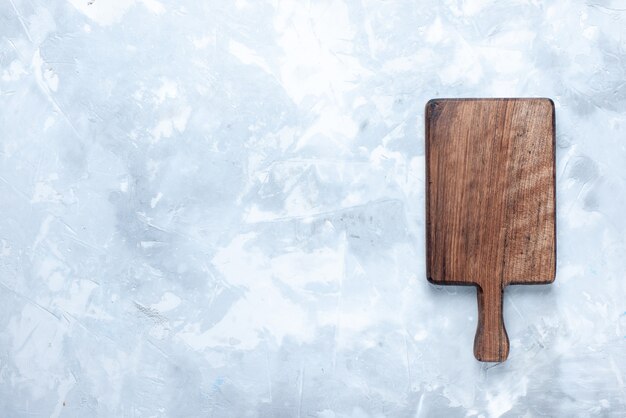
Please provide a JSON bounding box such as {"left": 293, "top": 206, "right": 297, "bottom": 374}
{"left": 474, "top": 285, "right": 509, "bottom": 362}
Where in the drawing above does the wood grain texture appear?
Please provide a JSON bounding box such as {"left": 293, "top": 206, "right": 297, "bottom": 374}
{"left": 425, "top": 98, "right": 556, "bottom": 362}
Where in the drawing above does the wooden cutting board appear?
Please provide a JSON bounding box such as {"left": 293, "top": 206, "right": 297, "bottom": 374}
{"left": 425, "top": 98, "right": 556, "bottom": 362}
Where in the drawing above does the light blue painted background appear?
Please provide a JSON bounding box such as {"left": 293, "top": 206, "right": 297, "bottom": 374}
{"left": 1, "top": 0, "right": 625, "bottom": 416}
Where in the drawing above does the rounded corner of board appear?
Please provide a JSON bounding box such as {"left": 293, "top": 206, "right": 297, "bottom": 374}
{"left": 426, "top": 274, "right": 441, "bottom": 285}
{"left": 425, "top": 99, "right": 441, "bottom": 115}
{"left": 537, "top": 98, "right": 556, "bottom": 114}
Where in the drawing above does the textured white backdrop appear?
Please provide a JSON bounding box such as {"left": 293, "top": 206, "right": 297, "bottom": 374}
{"left": 1, "top": 0, "right": 625, "bottom": 416}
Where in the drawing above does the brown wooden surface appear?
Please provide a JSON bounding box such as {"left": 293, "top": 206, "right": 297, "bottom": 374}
{"left": 425, "top": 98, "right": 556, "bottom": 362}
